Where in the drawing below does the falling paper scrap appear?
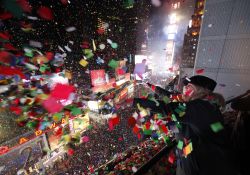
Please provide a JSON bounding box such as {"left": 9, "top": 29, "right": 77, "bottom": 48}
{"left": 66, "top": 26, "right": 76, "bottom": 32}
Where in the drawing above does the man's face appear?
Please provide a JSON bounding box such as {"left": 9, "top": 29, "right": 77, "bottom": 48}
{"left": 182, "top": 83, "right": 196, "bottom": 102}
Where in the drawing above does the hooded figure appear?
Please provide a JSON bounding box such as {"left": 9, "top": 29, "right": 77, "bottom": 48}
{"left": 134, "top": 75, "right": 238, "bottom": 175}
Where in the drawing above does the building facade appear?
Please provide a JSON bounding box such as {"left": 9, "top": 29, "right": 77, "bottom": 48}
{"left": 194, "top": 0, "right": 250, "bottom": 99}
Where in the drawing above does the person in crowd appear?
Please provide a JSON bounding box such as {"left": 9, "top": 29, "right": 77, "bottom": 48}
{"left": 208, "top": 92, "right": 226, "bottom": 112}
{"left": 230, "top": 90, "right": 250, "bottom": 175}
{"left": 133, "top": 75, "right": 238, "bottom": 175}
{"left": 133, "top": 59, "right": 148, "bottom": 80}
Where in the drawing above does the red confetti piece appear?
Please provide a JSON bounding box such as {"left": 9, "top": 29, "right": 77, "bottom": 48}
{"left": 51, "top": 84, "right": 75, "bottom": 100}
{"left": 17, "top": 0, "right": 32, "bottom": 13}
{"left": 168, "top": 151, "right": 176, "bottom": 164}
{"left": 128, "top": 116, "right": 136, "bottom": 127}
{"left": 81, "top": 41, "right": 89, "bottom": 48}
{"left": 137, "top": 133, "right": 141, "bottom": 139}
{"left": 196, "top": 69, "right": 204, "bottom": 74}
{"left": 82, "top": 136, "right": 90, "bottom": 143}
{"left": 61, "top": 0, "right": 69, "bottom": 5}
{"left": 108, "top": 119, "right": 114, "bottom": 131}
{"left": 118, "top": 137, "right": 123, "bottom": 141}
{"left": 97, "top": 28, "right": 105, "bottom": 34}
{"left": 151, "top": 85, "right": 156, "bottom": 91}
{"left": 67, "top": 148, "right": 74, "bottom": 156}
{"left": 133, "top": 125, "right": 140, "bottom": 134}
{"left": 3, "top": 43, "right": 17, "bottom": 51}
{"left": 168, "top": 67, "right": 173, "bottom": 72}
{"left": 46, "top": 52, "right": 54, "bottom": 61}
{"left": 9, "top": 106, "right": 22, "bottom": 115}
{"left": 0, "top": 31, "right": 11, "bottom": 40}
{"left": 0, "top": 12, "right": 13, "bottom": 20}
{"left": 117, "top": 68, "right": 125, "bottom": 75}
{"left": 145, "top": 121, "right": 151, "bottom": 130}
{"left": 0, "top": 51, "right": 11, "bottom": 63}
{"left": 37, "top": 6, "right": 53, "bottom": 20}
{"left": 125, "top": 98, "right": 133, "bottom": 103}
{"left": 112, "top": 116, "right": 120, "bottom": 126}
{"left": 0, "top": 66, "right": 26, "bottom": 79}
{"left": 161, "top": 125, "right": 168, "bottom": 134}
{"left": 42, "top": 96, "right": 64, "bottom": 113}
{"left": 54, "top": 127, "right": 63, "bottom": 136}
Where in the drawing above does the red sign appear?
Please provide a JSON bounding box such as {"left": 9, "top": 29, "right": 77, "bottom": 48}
{"left": 90, "top": 69, "right": 106, "bottom": 87}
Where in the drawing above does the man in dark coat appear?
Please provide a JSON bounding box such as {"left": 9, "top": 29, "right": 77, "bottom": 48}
{"left": 134, "top": 75, "right": 238, "bottom": 175}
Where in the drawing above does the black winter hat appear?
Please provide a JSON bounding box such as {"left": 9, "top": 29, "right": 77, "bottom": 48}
{"left": 183, "top": 75, "right": 217, "bottom": 91}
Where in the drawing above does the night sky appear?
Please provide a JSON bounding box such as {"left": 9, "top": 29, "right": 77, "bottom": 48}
{"left": 1, "top": 0, "right": 153, "bottom": 91}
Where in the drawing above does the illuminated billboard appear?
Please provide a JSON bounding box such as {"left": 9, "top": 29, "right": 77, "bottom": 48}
{"left": 90, "top": 69, "right": 106, "bottom": 87}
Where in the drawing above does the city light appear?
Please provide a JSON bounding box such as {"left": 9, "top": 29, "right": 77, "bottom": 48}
{"left": 169, "top": 13, "right": 177, "bottom": 24}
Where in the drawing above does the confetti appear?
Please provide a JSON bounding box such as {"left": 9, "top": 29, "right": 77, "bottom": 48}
{"left": 51, "top": 83, "right": 75, "bottom": 100}
{"left": 177, "top": 140, "right": 184, "bottom": 150}
{"left": 196, "top": 69, "right": 204, "bottom": 74}
{"left": 210, "top": 122, "right": 224, "bottom": 133}
{"left": 99, "top": 43, "right": 106, "bottom": 50}
{"left": 37, "top": 6, "right": 53, "bottom": 20}
{"left": 27, "top": 16, "right": 38, "bottom": 20}
{"left": 79, "top": 59, "right": 89, "bottom": 67}
{"left": 17, "top": 0, "right": 32, "bottom": 13}
{"left": 111, "top": 42, "right": 118, "bottom": 49}
{"left": 29, "top": 40, "right": 42, "bottom": 48}
{"left": 65, "top": 26, "right": 76, "bottom": 32}
{"left": 108, "top": 59, "right": 119, "bottom": 69}
{"left": 82, "top": 136, "right": 90, "bottom": 143}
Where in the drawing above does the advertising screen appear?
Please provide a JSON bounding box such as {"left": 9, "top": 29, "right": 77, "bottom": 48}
{"left": 90, "top": 69, "right": 106, "bottom": 87}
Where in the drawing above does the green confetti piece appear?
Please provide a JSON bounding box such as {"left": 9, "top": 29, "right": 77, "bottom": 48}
{"left": 176, "top": 122, "right": 182, "bottom": 129}
{"left": 179, "top": 111, "right": 185, "bottom": 117}
{"left": 86, "top": 52, "right": 94, "bottom": 59}
{"left": 143, "top": 129, "right": 152, "bottom": 135}
{"left": 177, "top": 140, "right": 184, "bottom": 150}
{"left": 171, "top": 114, "right": 177, "bottom": 121}
{"left": 71, "top": 107, "right": 82, "bottom": 115}
{"left": 24, "top": 50, "right": 34, "bottom": 57}
{"left": 163, "top": 136, "right": 171, "bottom": 144}
{"left": 108, "top": 59, "right": 119, "bottom": 69}
{"left": 64, "top": 105, "right": 76, "bottom": 110}
{"left": 178, "top": 104, "right": 186, "bottom": 110}
{"left": 163, "top": 96, "right": 170, "bottom": 104}
{"left": 174, "top": 108, "right": 182, "bottom": 114}
{"left": 111, "top": 42, "right": 118, "bottom": 49}
{"left": 157, "top": 113, "right": 163, "bottom": 119}
{"left": 26, "top": 121, "right": 37, "bottom": 129}
{"left": 210, "top": 122, "right": 224, "bottom": 133}
{"left": 53, "top": 113, "right": 63, "bottom": 122}
{"left": 88, "top": 125, "right": 93, "bottom": 129}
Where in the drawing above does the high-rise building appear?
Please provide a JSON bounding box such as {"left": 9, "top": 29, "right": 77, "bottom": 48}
{"left": 180, "top": 0, "right": 205, "bottom": 68}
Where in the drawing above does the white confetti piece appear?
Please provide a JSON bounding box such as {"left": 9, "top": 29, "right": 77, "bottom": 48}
{"left": 107, "top": 39, "right": 112, "bottom": 44}
{"left": 132, "top": 166, "right": 137, "bottom": 173}
{"left": 208, "top": 24, "right": 213, "bottom": 28}
{"left": 99, "top": 43, "right": 105, "bottom": 50}
{"left": 27, "top": 16, "right": 38, "bottom": 20}
{"left": 65, "top": 26, "right": 76, "bottom": 32}
{"left": 64, "top": 45, "right": 72, "bottom": 52}
{"left": 58, "top": 45, "right": 65, "bottom": 52}
{"left": 29, "top": 40, "right": 42, "bottom": 48}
